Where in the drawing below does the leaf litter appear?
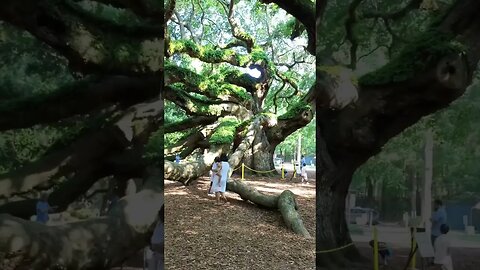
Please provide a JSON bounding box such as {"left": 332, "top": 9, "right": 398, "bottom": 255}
{"left": 164, "top": 175, "right": 316, "bottom": 270}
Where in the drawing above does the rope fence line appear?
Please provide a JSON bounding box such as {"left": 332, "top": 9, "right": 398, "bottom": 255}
{"left": 230, "top": 163, "right": 289, "bottom": 180}
{"left": 316, "top": 242, "right": 354, "bottom": 254}
{"left": 230, "top": 162, "right": 306, "bottom": 180}
{"left": 243, "top": 164, "right": 277, "bottom": 173}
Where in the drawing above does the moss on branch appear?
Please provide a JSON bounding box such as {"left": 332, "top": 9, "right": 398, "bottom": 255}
{"left": 167, "top": 64, "right": 251, "bottom": 102}
{"left": 209, "top": 116, "right": 241, "bottom": 145}
{"left": 359, "top": 30, "right": 466, "bottom": 86}
{"left": 167, "top": 40, "right": 274, "bottom": 73}
{"left": 278, "top": 101, "right": 311, "bottom": 120}
{"left": 168, "top": 40, "right": 243, "bottom": 66}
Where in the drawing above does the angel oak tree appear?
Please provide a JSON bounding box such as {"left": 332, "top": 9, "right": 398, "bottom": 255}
{"left": 163, "top": 0, "right": 314, "bottom": 238}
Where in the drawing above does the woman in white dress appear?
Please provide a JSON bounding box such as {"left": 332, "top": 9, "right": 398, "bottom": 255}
{"left": 208, "top": 157, "right": 220, "bottom": 195}
{"left": 213, "top": 153, "right": 230, "bottom": 205}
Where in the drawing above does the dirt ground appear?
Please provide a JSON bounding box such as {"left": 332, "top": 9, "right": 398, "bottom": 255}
{"left": 164, "top": 174, "right": 316, "bottom": 270}
{"left": 356, "top": 242, "right": 480, "bottom": 270}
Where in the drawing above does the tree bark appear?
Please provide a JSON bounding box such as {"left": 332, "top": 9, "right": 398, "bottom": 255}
{"left": 0, "top": 168, "right": 163, "bottom": 270}
{"left": 0, "top": 126, "right": 129, "bottom": 200}
{"left": 248, "top": 130, "right": 276, "bottom": 174}
{"left": 0, "top": 76, "right": 160, "bottom": 131}
{"left": 316, "top": 154, "right": 365, "bottom": 268}
{"left": 227, "top": 180, "right": 311, "bottom": 238}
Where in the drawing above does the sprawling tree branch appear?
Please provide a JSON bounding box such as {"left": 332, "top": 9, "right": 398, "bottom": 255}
{"left": 0, "top": 0, "right": 162, "bottom": 75}
{"left": 267, "top": 101, "right": 314, "bottom": 147}
{"left": 260, "top": 0, "right": 315, "bottom": 54}
{"left": 164, "top": 86, "right": 251, "bottom": 118}
{"left": 164, "top": 116, "right": 218, "bottom": 133}
{"left": 227, "top": 180, "right": 311, "bottom": 238}
{"left": 362, "top": 0, "right": 423, "bottom": 20}
{"left": 0, "top": 99, "right": 162, "bottom": 218}
{"left": 0, "top": 126, "right": 128, "bottom": 200}
{"left": 227, "top": 0, "right": 255, "bottom": 52}
{"left": 0, "top": 76, "right": 160, "bottom": 131}
{"left": 0, "top": 168, "right": 163, "bottom": 270}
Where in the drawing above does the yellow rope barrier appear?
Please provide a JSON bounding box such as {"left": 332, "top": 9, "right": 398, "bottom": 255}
{"left": 411, "top": 226, "right": 417, "bottom": 269}
{"left": 316, "top": 242, "right": 354, "bottom": 254}
{"left": 243, "top": 164, "right": 277, "bottom": 173}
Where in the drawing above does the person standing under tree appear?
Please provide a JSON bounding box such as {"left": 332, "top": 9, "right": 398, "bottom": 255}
{"left": 301, "top": 163, "right": 308, "bottom": 184}
{"left": 431, "top": 199, "right": 447, "bottom": 246}
{"left": 213, "top": 153, "right": 230, "bottom": 205}
{"left": 36, "top": 192, "right": 56, "bottom": 224}
{"left": 208, "top": 157, "right": 221, "bottom": 195}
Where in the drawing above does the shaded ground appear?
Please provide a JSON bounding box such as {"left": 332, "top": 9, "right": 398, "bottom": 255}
{"left": 352, "top": 224, "right": 480, "bottom": 270}
{"left": 357, "top": 242, "right": 480, "bottom": 270}
{"left": 164, "top": 174, "right": 316, "bottom": 270}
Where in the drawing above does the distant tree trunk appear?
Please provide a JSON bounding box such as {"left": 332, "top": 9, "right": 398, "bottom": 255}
{"left": 316, "top": 138, "right": 366, "bottom": 268}
{"left": 366, "top": 176, "right": 375, "bottom": 208}
{"left": 423, "top": 129, "right": 433, "bottom": 234}
{"left": 411, "top": 169, "right": 418, "bottom": 219}
{"left": 380, "top": 177, "right": 387, "bottom": 219}
{"left": 317, "top": 177, "right": 366, "bottom": 268}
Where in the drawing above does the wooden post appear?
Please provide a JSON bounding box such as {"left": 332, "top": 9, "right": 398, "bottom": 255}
{"left": 241, "top": 163, "right": 245, "bottom": 180}
{"left": 297, "top": 133, "right": 302, "bottom": 174}
{"left": 410, "top": 226, "right": 417, "bottom": 269}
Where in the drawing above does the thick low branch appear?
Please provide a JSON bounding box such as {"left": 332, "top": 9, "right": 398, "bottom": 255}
{"left": 165, "top": 119, "right": 259, "bottom": 183}
{"left": 0, "top": 76, "right": 160, "bottom": 131}
{"left": 164, "top": 116, "right": 218, "bottom": 133}
{"left": 267, "top": 103, "right": 314, "bottom": 147}
{"left": 165, "top": 131, "right": 208, "bottom": 158}
{"left": 164, "top": 145, "right": 228, "bottom": 184}
{"left": 0, "top": 126, "right": 128, "bottom": 200}
{"left": 0, "top": 99, "right": 162, "bottom": 213}
{"left": 0, "top": 169, "right": 163, "bottom": 270}
{"left": 227, "top": 180, "right": 311, "bottom": 238}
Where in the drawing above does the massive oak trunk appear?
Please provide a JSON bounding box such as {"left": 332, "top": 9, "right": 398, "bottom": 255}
{"left": 243, "top": 129, "right": 276, "bottom": 174}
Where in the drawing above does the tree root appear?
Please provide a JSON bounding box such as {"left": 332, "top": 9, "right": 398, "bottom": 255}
{"left": 227, "top": 180, "right": 311, "bottom": 238}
